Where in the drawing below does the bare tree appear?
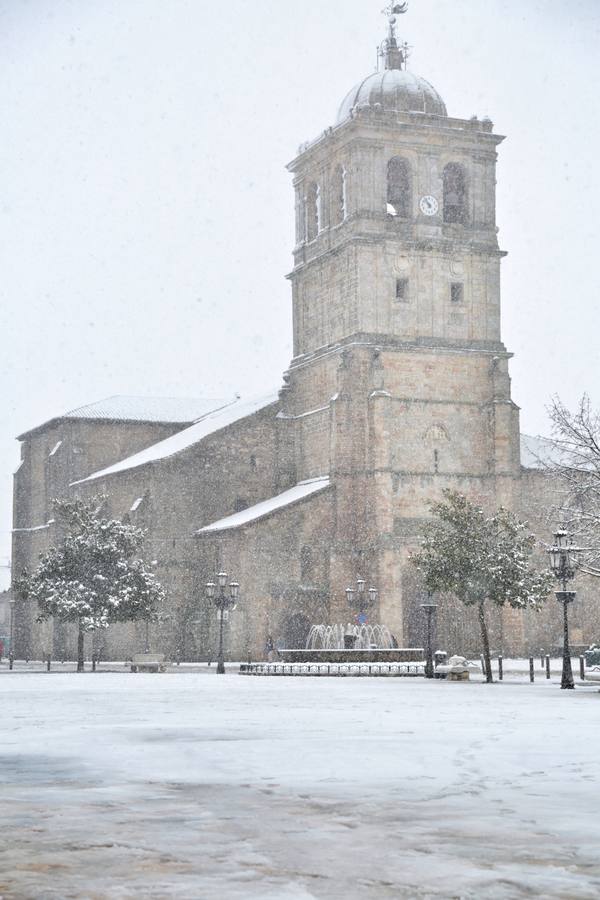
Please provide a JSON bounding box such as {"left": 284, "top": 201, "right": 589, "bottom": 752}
{"left": 547, "top": 395, "right": 600, "bottom": 576}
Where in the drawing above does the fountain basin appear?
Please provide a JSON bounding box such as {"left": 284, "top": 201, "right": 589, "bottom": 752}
{"left": 279, "top": 648, "right": 424, "bottom": 663}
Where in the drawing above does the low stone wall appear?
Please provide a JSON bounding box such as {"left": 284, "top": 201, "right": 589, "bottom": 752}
{"left": 278, "top": 648, "right": 424, "bottom": 663}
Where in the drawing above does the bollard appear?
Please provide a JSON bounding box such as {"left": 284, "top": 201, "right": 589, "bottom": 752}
{"left": 580, "top": 656, "right": 585, "bottom": 681}
{"left": 540, "top": 650, "right": 545, "bottom": 668}
{"left": 46, "top": 656, "right": 51, "bottom": 672}
{"left": 498, "top": 655, "right": 503, "bottom": 681}
{"left": 92, "top": 655, "right": 96, "bottom": 672}
{"left": 529, "top": 657, "right": 534, "bottom": 682}
{"left": 545, "top": 654, "right": 551, "bottom": 679}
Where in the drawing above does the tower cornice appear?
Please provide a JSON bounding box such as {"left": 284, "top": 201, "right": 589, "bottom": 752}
{"left": 288, "top": 335, "right": 511, "bottom": 373}
{"left": 288, "top": 232, "right": 506, "bottom": 279}
{"left": 288, "top": 114, "right": 504, "bottom": 172}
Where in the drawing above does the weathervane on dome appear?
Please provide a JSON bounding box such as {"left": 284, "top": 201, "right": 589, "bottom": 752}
{"left": 379, "top": 2, "right": 411, "bottom": 71}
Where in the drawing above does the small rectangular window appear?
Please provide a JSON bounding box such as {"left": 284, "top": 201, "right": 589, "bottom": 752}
{"left": 450, "top": 282, "right": 464, "bottom": 304}
{"left": 395, "top": 278, "right": 409, "bottom": 302}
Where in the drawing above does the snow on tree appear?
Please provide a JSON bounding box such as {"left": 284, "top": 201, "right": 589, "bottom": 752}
{"left": 411, "top": 490, "right": 552, "bottom": 682}
{"left": 16, "top": 497, "right": 165, "bottom": 671}
{"left": 547, "top": 395, "right": 600, "bottom": 577}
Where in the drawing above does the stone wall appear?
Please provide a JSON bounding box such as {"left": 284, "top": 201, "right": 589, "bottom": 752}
{"left": 195, "top": 487, "right": 333, "bottom": 660}
{"left": 11, "top": 418, "right": 186, "bottom": 658}
{"left": 65, "top": 403, "right": 288, "bottom": 660}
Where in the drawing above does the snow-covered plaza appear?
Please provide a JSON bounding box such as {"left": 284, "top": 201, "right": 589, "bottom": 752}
{"left": 1, "top": 671, "right": 599, "bottom": 899}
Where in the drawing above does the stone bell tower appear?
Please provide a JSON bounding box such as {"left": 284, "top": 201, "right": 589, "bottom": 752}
{"left": 281, "top": 5, "right": 522, "bottom": 640}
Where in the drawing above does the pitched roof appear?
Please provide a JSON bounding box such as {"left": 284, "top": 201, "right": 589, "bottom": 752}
{"left": 18, "top": 395, "right": 232, "bottom": 438}
{"left": 63, "top": 395, "right": 232, "bottom": 423}
{"left": 0, "top": 561, "right": 11, "bottom": 592}
{"left": 520, "top": 434, "right": 560, "bottom": 469}
{"left": 196, "top": 476, "right": 331, "bottom": 534}
{"left": 73, "top": 393, "right": 279, "bottom": 485}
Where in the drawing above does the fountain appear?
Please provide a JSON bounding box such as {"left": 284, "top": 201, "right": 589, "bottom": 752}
{"left": 278, "top": 622, "right": 423, "bottom": 664}
{"left": 240, "top": 577, "right": 425, "bottom": 675}
{"left": 306, "top": 623, "right": 395, "bottom": 650}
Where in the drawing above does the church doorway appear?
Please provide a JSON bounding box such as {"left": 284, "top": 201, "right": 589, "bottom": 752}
{"left": 282, "top": 613, "right": 311, "bottom": 649}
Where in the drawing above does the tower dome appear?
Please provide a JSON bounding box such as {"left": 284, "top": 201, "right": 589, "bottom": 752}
{"left": 336, "top": 68, "right": 447, "bottom": 124}
{"left": 336, "top": 3, "right": 447, "bottom": 125}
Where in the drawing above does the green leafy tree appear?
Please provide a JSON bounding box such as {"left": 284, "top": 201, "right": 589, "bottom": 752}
{"left": 411, "top": 490, "right": 552, "bottom": 682}
{"left": 16, "top": 498, "right": 165, "bottom": 671}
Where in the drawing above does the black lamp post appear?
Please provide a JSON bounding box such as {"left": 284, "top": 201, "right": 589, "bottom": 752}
{"left": 8, "top": 597, "right": 15, "bottom": 671}
{"left": 206, "top": 572, "right": 239, "bottom": 674}
{"left": 345, "top": 577, "right": 378, "bottom": 617}
{"left": 548, "top": 528, "right": 580, "bottom": 690}
{"left": 420, "top": 598, "right": 438, "bottom": 679}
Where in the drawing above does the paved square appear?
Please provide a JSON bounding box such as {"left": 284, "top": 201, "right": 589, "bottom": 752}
{"left": 1, "top": 672, "right": 599, "bottom": 899}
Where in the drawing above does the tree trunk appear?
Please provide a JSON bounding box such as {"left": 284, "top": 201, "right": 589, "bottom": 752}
{"left": 478, "top": 600, "right": 493, "bottom": 683}
{"left": 77, "top": 620, "right": 85, "bottom": 673}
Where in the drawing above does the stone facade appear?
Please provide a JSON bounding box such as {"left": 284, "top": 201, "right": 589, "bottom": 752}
{"left": 11, "top": 37, "right": 599, "bottom": 662}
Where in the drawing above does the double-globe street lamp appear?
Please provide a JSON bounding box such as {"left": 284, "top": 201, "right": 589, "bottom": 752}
{"left": 345, "top": 577, "right": 378, "bottom": 619}
{"left": 548, "top": 528, "right": 581, "bottom": 690}
{"left": 205, "top": 572, "right": 239, "bottom": 674}
{"left": 344, "top": 577, "right": 378, "bottom": 649}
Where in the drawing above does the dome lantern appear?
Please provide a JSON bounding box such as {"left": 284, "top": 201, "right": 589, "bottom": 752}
{"left": 380, "top": 2, "right": 411, "bottom": 72}
{"left": 335, "top": 2, "right": 447, "bottom": 125}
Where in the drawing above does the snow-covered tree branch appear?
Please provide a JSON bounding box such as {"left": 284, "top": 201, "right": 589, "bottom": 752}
{"left": 410, "top": 490, "right": 552, "bottom": 682}
{"left": 547, "top": 395, "right": 600, "bottom": 577}
{"left": 16, "top": 497, "right": 165, "bottom": 671}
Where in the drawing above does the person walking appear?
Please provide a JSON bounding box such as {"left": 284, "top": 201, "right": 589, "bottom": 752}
{"left": 265, "top": 634, "right": 275, "bottom": 663}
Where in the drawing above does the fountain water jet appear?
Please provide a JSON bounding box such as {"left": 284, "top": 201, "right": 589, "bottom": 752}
{"left": 306, "top": 623, "right": 395, "bottom": 651}
{"left": 278, "top": 621, "right": 423, "bottom": 664}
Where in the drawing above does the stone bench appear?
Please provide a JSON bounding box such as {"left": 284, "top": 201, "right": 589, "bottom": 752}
{"left": 130, "top": 653, "right": 166, "bottom": 673}
{"left": 585, "top": 667, "right": 600, "bottom": 684}
{"left": 436, "top": 655, "right": 480, "bottom": 681}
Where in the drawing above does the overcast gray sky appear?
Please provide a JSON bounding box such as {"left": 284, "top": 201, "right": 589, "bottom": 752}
{"left": 1, "top": 0, "right": 599, "bottom": 574}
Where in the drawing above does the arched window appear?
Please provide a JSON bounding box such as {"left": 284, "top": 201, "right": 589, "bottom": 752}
{"left": 332, "top": 165, "right": 347, "bottom": 225}
{"left": 443, "top": 163, "right": 468, "bottom": 224}
{"left": 387, "top": 157, "right": 411, "bottom": 218}
{"left": 305, "top": 182, "right": 320, "bottom": 241}
{"left": 283, "top": 613, "right": 311, "bottom": 649}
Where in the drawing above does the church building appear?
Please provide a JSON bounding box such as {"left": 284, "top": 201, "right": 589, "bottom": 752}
{"left": 12, "top": 11, "right": 596, "bottom": 661}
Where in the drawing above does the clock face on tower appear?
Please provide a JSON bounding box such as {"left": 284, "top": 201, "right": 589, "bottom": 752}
{"left": 419, "top": 195, "right": 439, "bottom": 216}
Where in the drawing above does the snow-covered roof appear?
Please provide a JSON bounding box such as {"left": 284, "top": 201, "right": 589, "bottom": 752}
{"left": 520, "top": 434, "right": 560, "bottom": 469}
{"left": 0, "top": 560, "right": 11, "bottom": 592}
{"left": 18, "top": 395, "right": 233, "bottom": 438}
{"left": 73, "top": 393, "right": 279, "bottom": 485}
{"left": 196, "top": 476, "right": 331, "bottom": 534}
{"left": 12, "top": 519, "right": 55, "bottom": 534}
{"left": 337, "top": 68, "right": 447, "bottom": 125}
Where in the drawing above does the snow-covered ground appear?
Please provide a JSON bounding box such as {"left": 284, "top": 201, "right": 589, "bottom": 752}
{"left": 1, "top": 673, "right": 599, "bottom": 899}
